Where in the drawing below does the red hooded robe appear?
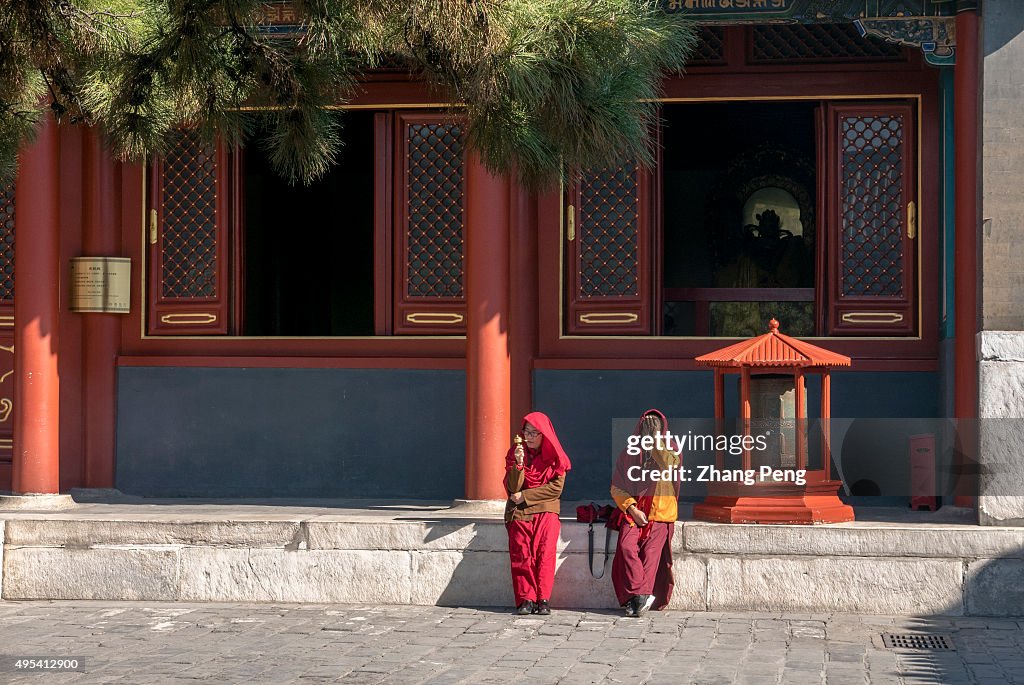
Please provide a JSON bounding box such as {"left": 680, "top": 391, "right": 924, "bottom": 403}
{"left": 609, "top": 409, "right": 679, "bottom": 610}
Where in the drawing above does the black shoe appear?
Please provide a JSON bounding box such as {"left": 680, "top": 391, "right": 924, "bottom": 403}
{"left": 534, "top": 600, "right": 550, "bottom": 615}
{"left": 516, "top": 601, "right": 535, "bottom": 615}
{"left": 624, "top": 597, "right": 637, "bottom": 617}
{"left": 636, "top": 594, "right": 654, "bottom": 616}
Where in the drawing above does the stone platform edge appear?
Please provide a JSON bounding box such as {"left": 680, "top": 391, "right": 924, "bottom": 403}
{"left": 1, "top": 516, "right": 1023, "bottom": 616}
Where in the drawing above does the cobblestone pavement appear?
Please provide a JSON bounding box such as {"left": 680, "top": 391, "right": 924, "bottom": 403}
{"left": 0, "top": 601, "right": 1022, "bottom": 684}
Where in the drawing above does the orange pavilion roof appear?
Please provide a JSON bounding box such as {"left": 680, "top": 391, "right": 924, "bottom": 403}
{"left": 695, "top": 319, "right": 851, "bottom": 369}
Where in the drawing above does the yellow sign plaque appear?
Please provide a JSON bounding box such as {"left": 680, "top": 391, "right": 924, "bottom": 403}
{"left": 70, "top": 257, "right": 131, "bottom": 314}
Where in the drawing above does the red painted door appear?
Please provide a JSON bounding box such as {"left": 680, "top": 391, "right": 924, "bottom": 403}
{"left": 824, "top": 102, "right": 918, "bottom": 335}
{"left": 392, "top": 112, "right": 468, "bottom": 335}
{"left": 565, "top": 160, "right": 655, "bottom": 335}
{"left": 148, "top": 130, "right": 231, "bottom": 335}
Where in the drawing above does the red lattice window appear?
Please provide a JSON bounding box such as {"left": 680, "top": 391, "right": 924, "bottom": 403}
{"left": 145, "top": 115, "right": 470, "bottom": 338}
{"left": 148, "top": 130, "right": 230, "bottom": 335}
{"left": 751, "top": 24, "right": 905, "bottom": 64}
{"left": 566, "top": 161, "right": 653, "bottom": 335}
{"left": 825, "top": 103, "right": 916, "bottom": 335}
{"left": 0, "top": 183, "right": 13, "bottom": 304}
{"left": 394, "top": 112, "right": 467, "bottom": 334}
{"left": 691, "top": 26, "right": 727, "bottom": 66}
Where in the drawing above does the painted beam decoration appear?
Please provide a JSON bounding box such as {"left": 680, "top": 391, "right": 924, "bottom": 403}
{"left": 858, "top": 15, "right": 956, "bottom": 64}
{"left": 254, "top": 1, "right": 972, "bottom": 65}
{"left": 661, "top": 0, "right": 961, "bottom": 21}
{"left": 254, "top": 0, "right": 973, "bottom": 27}
{"left": 255, "top": 1, "right": 302, "bottom": 34}
{"left": 661, "top": 0, "right": 972, "bottom": 66}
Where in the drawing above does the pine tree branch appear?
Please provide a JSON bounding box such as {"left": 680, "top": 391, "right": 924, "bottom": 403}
{"left": 2, "top": 0, "right": 696, "bottom": 188}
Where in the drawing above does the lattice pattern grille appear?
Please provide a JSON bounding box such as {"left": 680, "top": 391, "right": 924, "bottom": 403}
{"left": 578, "top": 163, "right": 639, "bottom": 298}
{"left": 406, "top": 123, "right": 464, "bottom": 298}
{"left": 161, "top": 130, "right": 218, "bottom": 299}
{"left": 752, "top": 24, "right": 904, "bottom": 63}
{"left": 0, "top": 183, "right": 13, "bottom": 303}
{"left": 691, "top": 26, "right": 726, "bottom": 65}
{"left": 839, "top": 114, "right": 905, "bottom": 297}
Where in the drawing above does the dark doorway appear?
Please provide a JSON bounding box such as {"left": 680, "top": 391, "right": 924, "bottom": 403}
{"left": 243, "top": 112, "right": 375, "bottom": 336}
{"left": 661, "top": 101, "right": 817, "bottom": 337}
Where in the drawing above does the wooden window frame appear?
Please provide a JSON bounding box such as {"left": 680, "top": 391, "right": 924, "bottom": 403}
{"left": 824, "top": 101, "right": 918, "bottom": 336}
{"left": 391, "top": 111, "right": 468, "bottom": 335}
{"left": 539, "top": 67, "right": 940, "bottom": 370}
{"left": 123, "top": 46, "right": 939, "bottom": 368}
{"left": 565, "top": 160, "right": 657, "bottom": 336}
{"left": 127, "top": 109, "right": 466, "bottom": 360}
{"left": 147, "top": 136, "right": 231, "bottom": 336}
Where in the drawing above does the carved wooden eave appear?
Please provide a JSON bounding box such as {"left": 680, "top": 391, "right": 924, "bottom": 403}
{"left": 661, "top": 0, "right": 978, "bottom": 65}
{"left": 857, "top": 16, "right": 956, "bottom": 64}
{"left": 252, "top": 0, "right": 974, "bottom": 66}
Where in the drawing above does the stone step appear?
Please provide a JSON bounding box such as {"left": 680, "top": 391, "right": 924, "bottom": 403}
{"left": 1, "top": 504, "right": 1022, "bottom": 615}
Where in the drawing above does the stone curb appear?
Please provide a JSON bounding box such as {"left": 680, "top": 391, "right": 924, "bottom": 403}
{"left": 0, "top": 495, "right": 76, "bottom": 510}
{"left": 4, "top": 517, "right": 1022, "bottom": 557}
{"left": 979, "top": 331, "right": 1024, "bottom": 362}
{"left": 2, "top": 516, "right": 1023, "bottom": 614}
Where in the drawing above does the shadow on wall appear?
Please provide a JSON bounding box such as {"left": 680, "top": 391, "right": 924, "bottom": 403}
{"left": 984, "top": 1, "right": 1024, "bottom": 56}
{"left": 422, "top": 517, "right": 622, "bottom": 610}
{"left": 421, "top": 516, "right": 1024, "bottom": 612}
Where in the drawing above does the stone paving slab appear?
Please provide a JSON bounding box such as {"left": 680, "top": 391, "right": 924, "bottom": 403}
{"left": 0, "top": 601, "right": 1020, "bottom": 684}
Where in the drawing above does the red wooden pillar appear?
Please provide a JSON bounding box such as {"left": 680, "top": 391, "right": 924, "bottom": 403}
{"left": 13, "top": 116, "right": 61, "bottom": 494}
{"left": 464, "top": 153, "right": 510, "bottom": 500}
{"left": 714, "top": 368, "right": 725, "bottom": 469}
{"left": 740, "top": 367, "right": 751, "bottom": 471}
{"left": 821, "top": 371, "right": 832, "bottom": 478}
{"left": 81, "top": 128, "right": 119, "bottom": 488}
{"left": 954, "top": 7, "right": 980, "bottom": 507}
{"left": 713, "top": 369, "right": 725, "bottom": 418}
{"left": 794, "top": 369, "right": 806, "bottom": 470}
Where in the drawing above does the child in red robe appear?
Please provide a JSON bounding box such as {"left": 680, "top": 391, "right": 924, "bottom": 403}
{"left": 504, "top": 411, "right": 572, "bottom": 615}
{"left": 610, "top": 409, "right": 679, "bottom": 616}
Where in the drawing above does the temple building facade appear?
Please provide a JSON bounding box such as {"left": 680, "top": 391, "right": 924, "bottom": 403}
{"left": 3, "top": 0, "right": 1022, "bottom": 524}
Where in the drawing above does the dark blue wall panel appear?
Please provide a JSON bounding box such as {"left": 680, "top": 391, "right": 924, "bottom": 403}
{"left": 116, "top": 367, "right": 465, "bottom": 499}
{"left": 117, "top": 366, "right": 940, "bottom": 502}
{"left": 534, "top": 369, "right": 941, "bottom": 502}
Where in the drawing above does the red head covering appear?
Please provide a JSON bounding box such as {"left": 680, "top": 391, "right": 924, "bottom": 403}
{"left": 611, "top": 408, "right": 676, "bottom": 501}
{"left": 505, "top": 411, "right": 572, "bottom": 488}
{"left": 610, "top": 409, "right": 678, "bottom": 610}
{"left": 635, "top": 409, "right": 668, "bottom": 439}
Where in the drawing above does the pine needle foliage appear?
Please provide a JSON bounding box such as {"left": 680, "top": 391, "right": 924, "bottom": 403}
{"left": 1, "top": 0, "right": 134, "bottom": 179}
{"left": 381, "top": 0, "right": 696, "bottom": 187}
{"left": 1, "top": 1, "right": 696, "bottom": 188}
{"left": 83, "top": 0, "right": 365, "bottom": 184}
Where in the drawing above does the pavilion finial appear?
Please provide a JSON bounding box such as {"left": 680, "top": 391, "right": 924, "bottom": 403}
{"left": 768, "top": 318, "right": 780, "bottom": 333}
